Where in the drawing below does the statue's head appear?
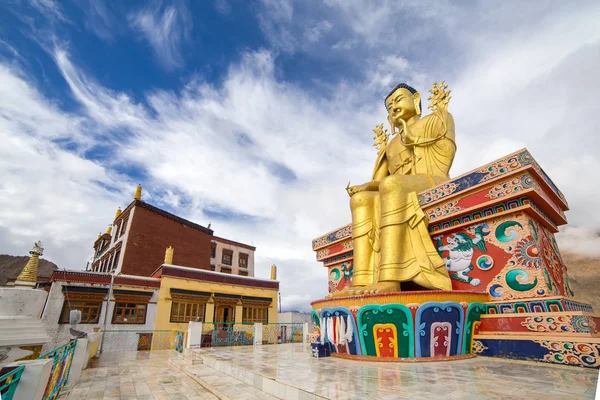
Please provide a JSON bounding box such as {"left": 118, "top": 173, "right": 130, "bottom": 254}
{"left": 384, "top": 83, "right": 422, "bottom": 128}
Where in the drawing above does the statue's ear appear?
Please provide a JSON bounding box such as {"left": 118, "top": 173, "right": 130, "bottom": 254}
{"left": 413, "top": 92, "right": 421, "bottom": 116}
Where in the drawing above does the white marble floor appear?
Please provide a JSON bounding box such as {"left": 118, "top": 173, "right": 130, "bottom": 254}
{"left": 191, "top": 344, "right": 599, "bottom": 400}
{"left": 58, "top": 345, "right": 599, "bottom": 400}
{"left": 58, "top": 351, "right": 219, "bottom": 399}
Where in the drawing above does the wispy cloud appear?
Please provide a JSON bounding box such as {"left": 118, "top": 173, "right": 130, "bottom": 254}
{"left": 0, "top": 64, "right": 130, "bottom": 268}
{"left": 128, "top": 1, "right": 192, "bottom": 70}
{"left": 80, "top": 0, "right": 116, "bottom": 41}
{"left": 213, "top": 0, "right": 231, "bottom": 16}
{"left": 27, "top": 0, "right": 69, "bottom": 23}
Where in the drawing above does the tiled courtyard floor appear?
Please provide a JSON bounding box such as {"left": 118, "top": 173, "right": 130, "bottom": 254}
{"left": 60, "top": 345, "right": 599, "bottom": 400}
{"left": 59, "top": 351, "right": 218, "bottom": 400}
{"left": 191, "top": 344, "right": 599, "bottom": 400}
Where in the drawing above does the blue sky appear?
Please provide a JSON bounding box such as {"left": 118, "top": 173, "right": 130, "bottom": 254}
{"left": 1, "top": 0, "right": 600, "bottom": 311}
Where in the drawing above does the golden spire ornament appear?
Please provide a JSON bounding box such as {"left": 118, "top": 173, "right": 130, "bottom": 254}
{"left": 15, "top": 241, "right": 44, "bottom": 288}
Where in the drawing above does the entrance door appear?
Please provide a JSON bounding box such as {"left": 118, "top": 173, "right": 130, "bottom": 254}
{"left": 215, "top": 305, "right": 234, "bottom": 329}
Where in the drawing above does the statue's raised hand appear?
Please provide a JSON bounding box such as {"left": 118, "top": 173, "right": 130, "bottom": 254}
{"left": 346, "top": 182, "right": 369, "bottom": 197}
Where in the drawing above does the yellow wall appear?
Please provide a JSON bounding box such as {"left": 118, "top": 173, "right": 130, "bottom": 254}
{"left": 152, "top": 275, "right": 279, "bottom": 334}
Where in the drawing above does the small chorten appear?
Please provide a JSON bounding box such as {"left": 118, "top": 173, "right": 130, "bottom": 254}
{"left": 114, "top": 207, "right": 122, "bottom": 220}
{"left": 14, "top": 241, "right": 44, "bottom": 288}
{"left": 106, "top": 225, "right": 112, "bottom": 235}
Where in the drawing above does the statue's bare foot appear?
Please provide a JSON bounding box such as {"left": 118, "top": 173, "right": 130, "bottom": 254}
{"left": 360, "top": 281, "right": 400, "bottom": 294}
{"left": 328, "top": 286, "right": 366, "bottom": 297}
{"left": 328, "top": 288, "right": 352, "bottom": 298}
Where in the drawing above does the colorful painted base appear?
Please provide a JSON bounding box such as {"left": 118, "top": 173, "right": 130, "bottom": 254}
{"left": 311, "top": 290, "right": 488, "bottom": 360}
{"left": 330, "top": 352, "right": 475, "bottom": 363}
{"left": 473, "top": 336, "right": 600, "bottom": 368}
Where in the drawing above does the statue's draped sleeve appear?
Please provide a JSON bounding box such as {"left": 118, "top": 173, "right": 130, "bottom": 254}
{"left": 412, "top": 111, "right": 456, "bottom": 178}
{"left": 371, "top": 150, "right": 389, "bottom": 181}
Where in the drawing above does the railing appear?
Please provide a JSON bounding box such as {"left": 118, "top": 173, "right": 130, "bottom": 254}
{"left": 0, "top": 365, "right": 25, "bottom": 400}
{"left": 210, "top": 323, "right": 254, "bottom": 347}
{"left": 195, "top": 322, "right": 304, "bottom": 347}
{"left": 39, "top": 339, "right": 77, "bottom": 400}
{"left": 175, "top": 331, "right": 185, "bottom": 352}
{"left": 263, "top": 323, "right": 304, "bottom": 345}
{"left": 100, "top": 330, "right": 174, "bottom": 352}
{"left": 92, "top": 323, "right": 306, "bottom": 353}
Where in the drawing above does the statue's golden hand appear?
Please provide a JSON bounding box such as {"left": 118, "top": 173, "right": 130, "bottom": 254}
{"left": 346, "top": 182, "right": 368, "bottom": 197}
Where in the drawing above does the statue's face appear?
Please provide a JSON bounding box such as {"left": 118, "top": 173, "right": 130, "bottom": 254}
{"left": 385, "top": 88, "right": 418, "bottom": 126}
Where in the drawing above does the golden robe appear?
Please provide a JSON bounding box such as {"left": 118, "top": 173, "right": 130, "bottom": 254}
{"left": 350, "top": 110, "right": 455, "bottom": 290}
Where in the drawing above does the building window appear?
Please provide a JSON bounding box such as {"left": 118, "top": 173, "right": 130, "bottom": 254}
{"left": 120, "top": 218, "right": 128, "bottom": 237}
{"left": 222, "top": 249, "right": 233, "bottom": 265}
{"left": 239, "top": 253, "right": 248, "bottom": 268}
{"left": 211, "top": 242, "right": 216, "bottom": 258}
{"left": 170, "top": 301, "right": 205, "bottom": 323}
{"left": 111, "top": 250, "right": 120, "bottom": 271}
{"left": 114, "top": 222, "right": 122, "bottom": 240}
{"left": 221, "top": 267, "right": 232, "bottom": 274}
{"left": 242, "top": 306, "right": 268, "bottom": 323}
{"left": 239, "top": 269, "right": 248, "bottom": 276}
{"left": 112, "top": 303, "right": 147, "bottom": 324}
{"left": 59, "top": 300, "right": 102, "bottom": 324}
{"left": 210, "top": 264, "right": 216, "bottom": 271}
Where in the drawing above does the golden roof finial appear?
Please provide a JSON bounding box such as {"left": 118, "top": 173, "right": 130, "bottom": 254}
{"left": 106, "top": 225, "right": 112, "bottom": 235}
{"left": 270, "top": 264, "right": 277, "bottom": 280}
{"left": 114, "top": 207, "right": 122, "bottom": 220}
{"left": 134, "top": 184, "right": 142, "bottom": 200}
{"left": 15, "top": 241, "right": 44, "bottom": 287}
{"left": 164, "top": 246, "right": 174, "bottom": 264}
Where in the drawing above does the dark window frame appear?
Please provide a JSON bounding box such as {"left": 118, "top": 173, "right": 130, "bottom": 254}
{"left": 239, "top": 253, "right": 248, "bottom": 268}
{"left": 170, "top": 300, "right": 206, "bottom": 323}
{"left": 119, "top": 218, "right": 128, "bottom": 237}
{"left": 222, "top": 249, "right": 233, "bottom": 266}
{"left": 111, "top": 302, "right": 148, "bottom": 324}
{"left": 242, "top": 306, "right": 268, "bottom": 323}
{"left": 59, "top": 300, "right": 103, "bottom": 324}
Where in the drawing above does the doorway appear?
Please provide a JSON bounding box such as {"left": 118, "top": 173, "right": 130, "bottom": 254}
{"left": 215, "top": 305, "right": 234, "bottom": 329}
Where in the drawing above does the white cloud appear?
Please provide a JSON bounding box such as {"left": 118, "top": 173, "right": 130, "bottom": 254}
{"left": 213, "top": 0, "right": 231, "bottom": 16}
{"left": 128, "top": 2, "right": 192, "bottom": 70}
{"left": 0, "top": 64, "right": 132, "bottom": 269}
{"left": 27, "top": 0, "right": 69, "bottom": 23}
{"left": 304, "top": 20, "right": 332, "bottom": 43}
{"left": 81, "top": 0, "right": 116, "bottom": 41}
{"left": 557, "top": 227, "right": 600, "bottom": 257}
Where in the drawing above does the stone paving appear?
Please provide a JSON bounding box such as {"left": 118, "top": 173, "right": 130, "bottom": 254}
{"left": 59, "top": 351, "right": 218, "bottom": 399}
{"left": 59, "top": 345, "right": 599, "bottom": 399}
{"left": 191, "top": 344, "right": 599, "bottom": 400}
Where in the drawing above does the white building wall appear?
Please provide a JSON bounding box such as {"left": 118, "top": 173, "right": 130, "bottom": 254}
{"left": 40, "top": 280, "right": 158, "bottom": 353}
{"left": 210, "top": 239, "right": 255, "bottom": 277}
{"left": 91, "top": 207, "right": 135, "bottom": 274}
{"left": 278, "top": 312, "right": 313, "bottom": 325}
{"left": 277, "top": 312, "right": 314, "bottom": 342}
{"left": 113, "top": 207, "right": 135, "bottom": 275}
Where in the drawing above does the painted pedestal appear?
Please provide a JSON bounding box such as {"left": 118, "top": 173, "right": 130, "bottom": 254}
{"left": 312, "top": 291, "right": 488, "bottom": 361}
{"left": 311, "top": 149, "right": 599, "bottom": 368}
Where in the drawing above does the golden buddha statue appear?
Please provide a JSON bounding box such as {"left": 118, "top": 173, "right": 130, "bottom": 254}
{"left": 341, "top": 82, "right": 455, "bottom": 295}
